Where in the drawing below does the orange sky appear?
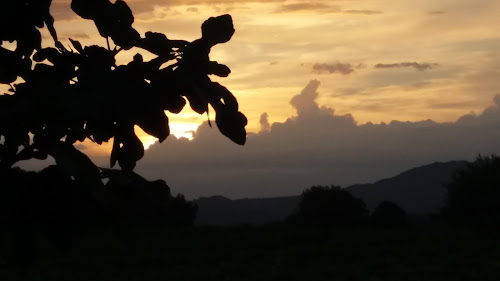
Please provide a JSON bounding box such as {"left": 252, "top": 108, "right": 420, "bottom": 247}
{"left": 3, "top": 0, "right": 500, "bottom": 153}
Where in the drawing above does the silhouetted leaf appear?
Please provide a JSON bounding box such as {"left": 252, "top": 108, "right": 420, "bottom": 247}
{"left": 215, "top": 109, "right": 248, "bottom": 145}
{"left": 69, "top": 38, "right": 83, "bottom": 53}
{"left": 71, "top": 0, "right": 109, "bottom": 20}
{"left": 201, "top": 14, "right": 235, "bottom": 44}
{"left": 32, "top": 150, "right": 48, "bottom": 160}
{"left": 110, "top": 137, "right": 119, "bottom": 168}
{"left": 137, "top": 109, "right": 170, "bottom": 143}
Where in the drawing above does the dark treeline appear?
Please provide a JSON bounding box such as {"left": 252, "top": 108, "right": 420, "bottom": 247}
{"left": 1, "top": 154, "right": 499, "bottom": 268}
{"left": 288, "top": 185, "right": 407, "bottom": 231}
{"left": 0, "top": 166, "right": 197, "bottom": 266}
{"left": 288, "top": 155, "right": 500, "bottom": 231}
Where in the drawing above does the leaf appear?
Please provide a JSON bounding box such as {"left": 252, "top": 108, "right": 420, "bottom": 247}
{"left": 113, "top": 0, "right": 135, "bottom": 26}
{"left": 71, "top": 0, "right": 107, "bottom": 20}
{"left": 47, "top": 141, "right": 105, "bottom": 205}
{"left": 112, "top": 125, "right": 144, "bottom": 172}
{"left": 184, "top": 84, "right": 209, "bottom": 114}
{"left": 201, "top": 14, "right": 235, "bottom": 44}
{"left": 110, "top": 137, "right": 120, "bottom": 168}
{"left": 209, "top": 82, "right": 238, "bottom": 111}
{"left": 215, "top": 109, "right": 248, "bottom": 145}
{"left": 69, "top": 38, "right": 84, "bottom": 53}
{"left": 33, "top": 150, "right": 48, "bottom": 160}
{"left": 136, "top": 109, "right": 170, "bottom": 143}
{"left": 33, "top": 48, "right": 60, "bottom": 63}
{"left": 16, "top": 148, "right": 33, "bottom": 161}
{"left": 119, "top": 132, "right": 144, "bottom": 162}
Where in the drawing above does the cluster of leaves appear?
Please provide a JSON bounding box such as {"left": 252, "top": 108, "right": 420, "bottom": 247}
{"left": 444, "top": 155, "right": 500, "bottom": 227}
{"left": 0, "top": 0, "right": 247, "bottom": 174}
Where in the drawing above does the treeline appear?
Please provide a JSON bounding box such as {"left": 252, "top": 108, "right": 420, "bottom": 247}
{"left": 288, "top": 185, "right": 407, "bottom": 230}
{"left": 289, "top": 154, "right": 500, "bottom": 230}
{"left": 1, "top": 154, "right": 499, "bottom": 265}
{"left": 0, "top": 165, "right": 197, "bottom": 265}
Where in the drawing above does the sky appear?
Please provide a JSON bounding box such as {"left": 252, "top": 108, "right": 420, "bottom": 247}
{"left": 10, "top": 0, "right": 500, "bottom": 198}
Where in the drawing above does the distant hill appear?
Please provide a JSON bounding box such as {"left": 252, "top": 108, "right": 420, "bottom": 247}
{"left": 194, "top": 195, "right": 300, "bottom": 226}
{"left": 346, "top": 161, "right": 468, "bottom": 214}
{"left": 194, "top": 161, "right": 468, "bottom": 225}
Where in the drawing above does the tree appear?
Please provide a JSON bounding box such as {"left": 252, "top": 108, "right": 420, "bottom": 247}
{"left": 0, "top": 0, "right": 246, "bottom": 199}
{"left": 371, "top": 201, "right": 407, "bottom": 228}
{"left": 444, "top": 155, "right": 500, "bottom": 227}
{"left": 104, "top": 169, "right": 198, "bottom": 226}
{"left": 0, "top": 0, "right": 245, "bottom": 264}
{"left": 293, "top": 185, "right": 368, "bottom": 230}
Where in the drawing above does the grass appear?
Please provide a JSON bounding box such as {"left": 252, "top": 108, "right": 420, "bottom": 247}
{"left": 2, "top": 225, "right": 500, "bottom": 280}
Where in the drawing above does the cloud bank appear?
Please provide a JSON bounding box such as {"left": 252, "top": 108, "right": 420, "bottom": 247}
{"left": 135, "top": 80, "right": 500, "bottom": 199}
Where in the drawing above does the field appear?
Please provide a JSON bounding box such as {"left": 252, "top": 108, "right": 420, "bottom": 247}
{"left": 2, "top": 225, "right": 500, "bottom": 281}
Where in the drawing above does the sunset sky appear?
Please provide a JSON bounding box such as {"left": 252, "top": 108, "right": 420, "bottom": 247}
{"left": 11, "top": 0, "right": 500, "bottom": 198}
{"left": 44, "top": 0, "right": 500, "bottom": 136}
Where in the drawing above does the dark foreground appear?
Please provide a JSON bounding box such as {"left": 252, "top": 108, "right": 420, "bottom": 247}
{"left": 2, "top": 226, "right": 500, "bottom": 281}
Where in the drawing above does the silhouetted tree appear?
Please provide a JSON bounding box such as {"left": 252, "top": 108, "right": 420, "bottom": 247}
{"left": 0, "top": 165, "right": 98, "bottom": 265}
{"left": 0, "top": 0, "right": 246, "bottom": 194}
{"left": 1, "top": 0, "right": 245, "bottom": 265}
{"left": 444, "top": 155, "right": 500, "bottom": 227}
{"left": 103, "top": 169, "right": 197, "bottom": 226}
{"left": 293, "top": 185, "right": 368, "bottom": 231}
{"left": 371, "top": 201, "right": 407, "bottom": 228}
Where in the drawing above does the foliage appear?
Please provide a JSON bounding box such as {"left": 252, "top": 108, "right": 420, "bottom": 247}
{"left": 3, "top": 226, "right": 500, "bottom": 281}
{"left": 370, "top": 201, "right": 407, "bottom": 228}
{"left": 0, "top": 166, "right": 197, "bottom": 265}
{"left": 444, "top": 154, "right": 500, "bottom": 227}
{"left": 104, "top": 169, "right": 197, "bottom": 226}
{"left": 293, "top": 185, "right": 368, "bottom": 229}
{"left": 0, "top": 0, "right": 247, "bottom": 177}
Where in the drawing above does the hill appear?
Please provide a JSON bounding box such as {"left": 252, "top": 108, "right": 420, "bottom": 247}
{"left": 194, "top": 195, "right": 300, "bottom": 226}
{"left": 346, "top": 161, "right": 467, "bottom": 214}
{"left": 194, "top": 161, "right": 468, "bottom": 225}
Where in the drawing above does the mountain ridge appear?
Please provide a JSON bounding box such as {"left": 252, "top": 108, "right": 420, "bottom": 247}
{"left": 194, "top": 160, "right": 468, "bottom": 225}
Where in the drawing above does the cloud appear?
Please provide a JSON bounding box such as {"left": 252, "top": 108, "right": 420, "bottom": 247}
{"left": 50, "top": 1, "right": 79, "bottom": 21}
{"left": 374, "top": 62, "right": 439, "bottom": 71}
{"left": 275, "top": 3, "right": 341, "bottom": 13}
{"left": 130, "top": 80, "right": 500, "bottom": 199}
{"left": 48, "top": 0, "right": 280, "bottom": 20}
{"left": 290, "top": 80, "right": 321, "bottom": 117}
{"left": 259, "top": 113, "right": 271, "bottom": 132}
{"left": 312, "top": 63, "right": 357, "bottom": 75}
{"left": 344, "top": 10, "right": 383, "bottom": 15}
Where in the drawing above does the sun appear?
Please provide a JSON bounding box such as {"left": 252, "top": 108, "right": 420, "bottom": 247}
{"left": 136, "top": 115, "right": 205, "bottom": 150}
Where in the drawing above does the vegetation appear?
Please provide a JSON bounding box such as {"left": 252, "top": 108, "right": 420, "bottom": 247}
{"left": 371, "top": 201, "right": 407, "bottom": 228}
{"left": 444, "top": 154, "right": 500, "bottom": 227}
{"left": 0, "top": 0, "right": 242, "bottom": 264}
{"left": 291, "top": 185, "right": 368, "bottom": 231}
{"left": 2, "top": 226, "right": 500, "bottom": 281}
{"left": 0, "top": 0, "right": 246, "bottom": 201}
{"left": 2, "top": 1, "right": 500, "bottom": 278}
{"left": 0, "top": 166, "right": 197, "bottom": 265}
